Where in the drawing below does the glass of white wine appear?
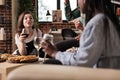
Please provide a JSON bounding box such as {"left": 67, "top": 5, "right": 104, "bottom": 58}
{"left": 43, "top": 34, "right": 54, "bottom": 62}
{"left": 33, "top": 36, "right": 42, "bottom": 58}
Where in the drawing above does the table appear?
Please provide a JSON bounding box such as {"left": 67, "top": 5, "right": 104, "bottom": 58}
{"left": 7, "top": 64, "right": 120, "bottom": 80}
{"left": 0, "top": 57, "right": 47, "bottom": 80}
{"left": 0, "top": 62, "right": 24, "bottom": 80}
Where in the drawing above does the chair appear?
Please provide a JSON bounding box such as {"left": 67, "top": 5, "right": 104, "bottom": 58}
{"left": 55, "top": 39, "right": 79, "bottom": 51}
{"left": 61, "top": 28, "right": 78, "bottom": 40}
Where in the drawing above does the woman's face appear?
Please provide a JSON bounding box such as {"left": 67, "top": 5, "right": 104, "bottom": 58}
{"left": 78, "top": 0, "right": 85, "bottom": 13}
{"left": 23, "top": 14, "right": 34, "bottom": 28}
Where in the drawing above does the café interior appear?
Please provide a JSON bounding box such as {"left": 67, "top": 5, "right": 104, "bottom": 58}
{"left": 0, "top": 0, "right": 120, "bottom": 80}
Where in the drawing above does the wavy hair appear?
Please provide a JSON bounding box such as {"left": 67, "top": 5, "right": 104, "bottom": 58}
{"left": 16, "top": 11, "right": 34, "bottom": 35}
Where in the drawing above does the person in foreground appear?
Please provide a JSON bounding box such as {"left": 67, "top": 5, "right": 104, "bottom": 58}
{"left": 42, "top": 0, "right": 120, "bottom": 69}
{"left": 12, "top": 11, "right": 49, "bottom": 57}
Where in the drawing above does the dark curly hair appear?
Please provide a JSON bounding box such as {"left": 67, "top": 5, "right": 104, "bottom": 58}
{"left": 83, "top": 0, "right": 120, "bottom": 32}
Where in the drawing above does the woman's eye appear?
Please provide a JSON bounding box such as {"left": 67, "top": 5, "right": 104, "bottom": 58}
{"left": 24, "top": 17, "right": 27, "bottom": 20}
{"left": 30, "top": 17, "right": 33, "bottom": 19}
{"left": 24, "top": 17, "right": 33, "bottom": 20}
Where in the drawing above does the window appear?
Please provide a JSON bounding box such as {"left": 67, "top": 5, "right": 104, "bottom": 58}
{"left": 38, "top": 0, "right": 77, "bottom": 22}
{"left": 38, "top": 0, "right": 57, "bottom": 22}
{"left": 111, "top": 0, "right": 120, "bottom": 5}
{"left": 60, "top": 0, "right": 77, "bottom": 20}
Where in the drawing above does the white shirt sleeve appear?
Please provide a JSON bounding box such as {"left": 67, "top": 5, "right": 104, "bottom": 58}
{"left": 15, "top": 33, "right": 21, "bottom": 45}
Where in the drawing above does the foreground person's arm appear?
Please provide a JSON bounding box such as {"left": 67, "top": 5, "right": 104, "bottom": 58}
{"left": 42, "top": 15, "right": 105, "bottom": 67}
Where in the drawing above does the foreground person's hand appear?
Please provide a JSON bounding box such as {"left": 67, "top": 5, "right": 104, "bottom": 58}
{"left": 41, "top": 39, "right": 57, "bottom": 58}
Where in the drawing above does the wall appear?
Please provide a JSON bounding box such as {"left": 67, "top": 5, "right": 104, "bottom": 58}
{"left": 39, "top": 22, "right": 75, "bottom": 34}
{"left": 0, "top": 0, "right": 12, "bottom": 53}
{"left": 0, "top": 0, "right": 75, "bottom": 54}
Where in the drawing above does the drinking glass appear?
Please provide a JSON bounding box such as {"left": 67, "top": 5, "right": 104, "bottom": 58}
{"left": 21, "top": 28, "right": 29, "bottom": 38}
{"left": 33, "top": 36, "right": 42, "bottom": 58}
{"left": 43, "top": 34, "right": 54, "bottom": 62}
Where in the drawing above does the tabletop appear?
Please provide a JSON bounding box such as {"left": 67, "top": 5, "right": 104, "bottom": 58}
{"left": 0, "top": 57, "right": 45, "bottom": 80}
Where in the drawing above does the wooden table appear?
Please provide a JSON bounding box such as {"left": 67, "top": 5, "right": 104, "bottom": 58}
{"left": 7, "top": 64, "right": 120, "bottom": 80}
{"left": 0, "top": 58, "right": 45, "bottom": 80}
{"left": 0, "top": 62, "right": 24, "bottom": 80}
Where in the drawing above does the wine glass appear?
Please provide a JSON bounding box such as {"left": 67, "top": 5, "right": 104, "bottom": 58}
{"left": 43, "top": 34, "right": 54, "bottom": 62}
{"left": 33, "top": 36, "right": 42, "bottom": 58}
{"left": 21, "top": 28, "right": 29, "bottom": 38}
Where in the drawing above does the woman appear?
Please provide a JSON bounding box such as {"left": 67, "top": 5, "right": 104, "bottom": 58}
{"left": 64, "top": 0, "right": 80, "bottom": 21}
{"left": 42, "top": 0, "right": 120, "bottom": 69}
{"left": 13, "top": 11, "right": 44, "bottom": 57}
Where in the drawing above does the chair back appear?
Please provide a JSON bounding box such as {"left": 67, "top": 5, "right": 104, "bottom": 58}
{"left": 61, "top": 28, "right": 78, "bottom": 40}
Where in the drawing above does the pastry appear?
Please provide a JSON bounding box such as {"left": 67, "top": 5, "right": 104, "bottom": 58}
{"left": 0, "top": 53, "right": 14, "bottom": 62}
{"left": 7, "top": 55, "right": 38, "bottom": 63}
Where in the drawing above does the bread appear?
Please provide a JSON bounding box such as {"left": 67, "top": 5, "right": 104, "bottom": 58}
{"left": 7, "top": 55, "right": 38, "bottom": 63}
{"left": 0, "top": 53, "right": 14, "bottom": 62}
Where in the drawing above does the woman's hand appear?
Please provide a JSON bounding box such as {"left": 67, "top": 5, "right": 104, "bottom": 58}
{"left": 19, "top": 33, "right": 27, "bottom": 42}
{"left": 19, "top": 28, "right": 29, "bottom": 42}
{"left": 41, "top": 39, "right": 57, "bottom": 58}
